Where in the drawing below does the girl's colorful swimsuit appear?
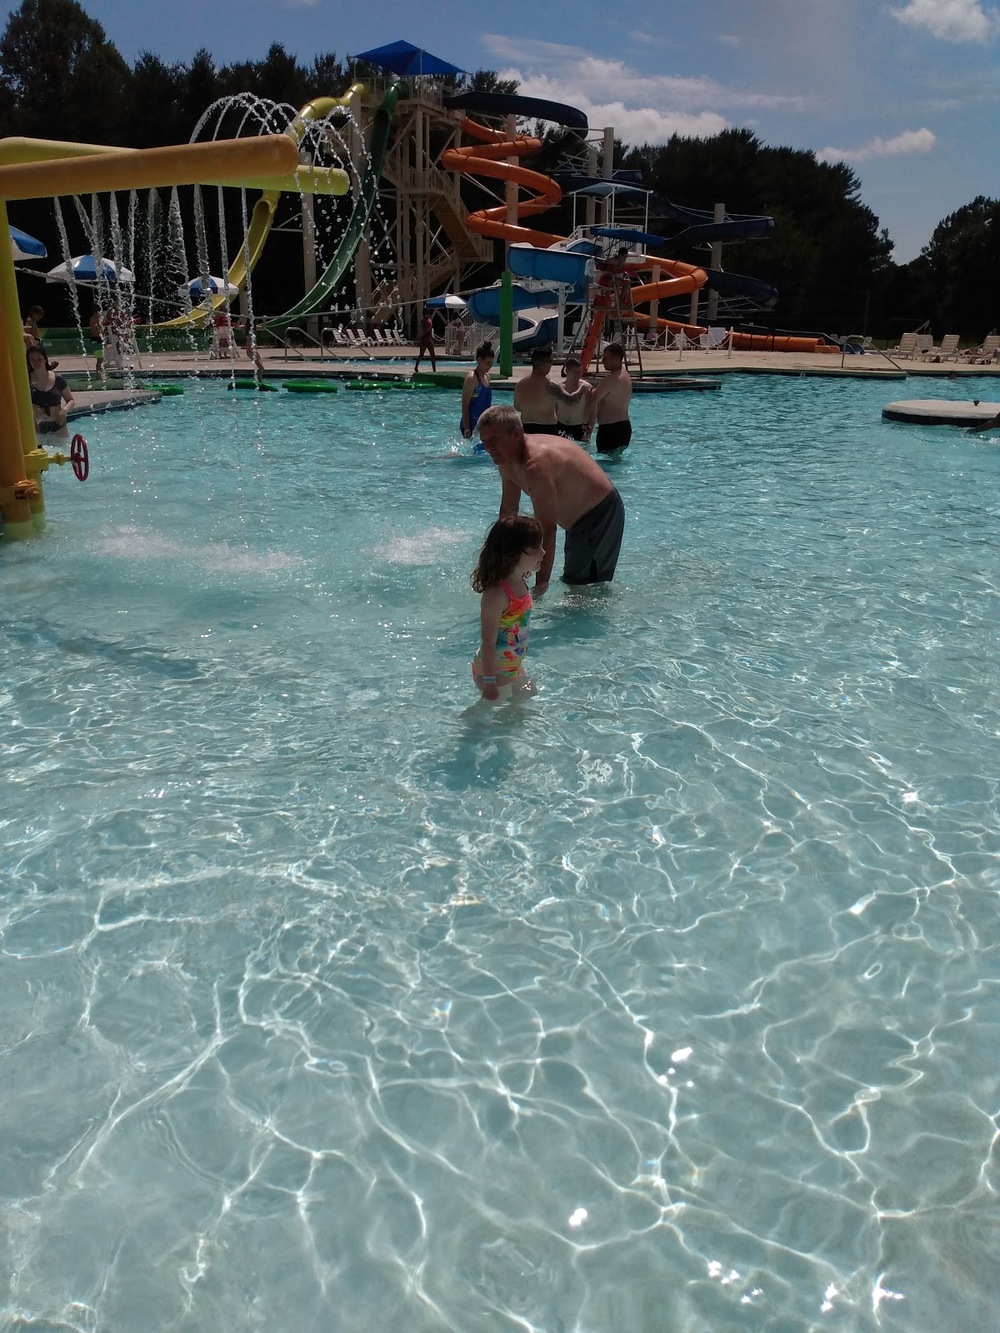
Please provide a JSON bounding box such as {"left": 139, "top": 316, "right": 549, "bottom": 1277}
{"left": 472, "top": 580, "right": 532, "bottom": 683}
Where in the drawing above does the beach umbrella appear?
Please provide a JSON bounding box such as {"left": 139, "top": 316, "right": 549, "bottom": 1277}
{"left": 426, "top": 293, "right": 467, "bottom": 310}
{"left": 182, "top": 274, "right": 239, "bottom": 298}
{"left": 46, "top": 254, "right": 134, "bottom": 284}
{"left": 10, "top": 224, "right": 47, "bottom": 261}
{"left": 351, "top": 40, "right": 465, "bottom": 78}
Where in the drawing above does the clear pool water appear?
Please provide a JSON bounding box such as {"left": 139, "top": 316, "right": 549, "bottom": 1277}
{"left": 4, "top": 374, "right": 1000, "bottom": 1331}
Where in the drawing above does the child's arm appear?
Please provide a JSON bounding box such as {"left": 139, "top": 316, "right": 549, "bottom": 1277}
{"left": 478, "top": 585, "right": 506, "bottom": 700}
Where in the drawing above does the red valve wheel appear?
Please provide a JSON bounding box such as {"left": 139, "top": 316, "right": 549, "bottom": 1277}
{"left": 70, "top": 433, "right": 89, "bottom": 482}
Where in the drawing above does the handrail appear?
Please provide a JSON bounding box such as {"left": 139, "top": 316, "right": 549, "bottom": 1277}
{"left": 276, "top": 325, "right": 331, "bottom": 361}
{"left": 839, "top": 339, "right": 908, "bottom": 373}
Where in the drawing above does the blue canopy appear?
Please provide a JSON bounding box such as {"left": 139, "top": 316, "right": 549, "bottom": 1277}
{"left": 10, "top": 224, "right": 47, "bottom": 261}
{"left": 352, "top": 40, "right": 465, "bottom": 77}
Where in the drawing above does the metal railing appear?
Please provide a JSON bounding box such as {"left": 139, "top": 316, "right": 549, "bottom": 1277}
{"left": 276, "top": 326, "right": 332, "bottom": 362}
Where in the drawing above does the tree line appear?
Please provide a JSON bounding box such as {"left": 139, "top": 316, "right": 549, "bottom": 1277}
{"left": 2, "top": 0, "right": 995, "bottom": 340}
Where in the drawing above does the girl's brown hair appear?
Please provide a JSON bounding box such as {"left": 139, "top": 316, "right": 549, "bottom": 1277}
{"left": 471, "top": 515, "right": 543, "bottom": 592}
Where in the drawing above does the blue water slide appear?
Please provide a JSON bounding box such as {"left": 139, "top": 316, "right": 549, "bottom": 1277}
{"left": 557, "top": 177, "right": 774, "bottom": 245}
{"left": 507, "top": 243, "right": 593, "bottom": 298}
{"left": 705, "top": 267, "right": 778, "bottom": 308}
{"left": 589, "top": 226, "right": 777, "bottom": 311}
{"left": 467, "top": 285, "right": 560, "bottom": 322}
{"left": 443, "top": 91, "right": 588, "bottom": 133}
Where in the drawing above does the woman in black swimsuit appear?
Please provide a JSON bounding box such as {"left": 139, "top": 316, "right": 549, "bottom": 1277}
{"left": 27, "top": 347, "right": 75, "bottom": 438}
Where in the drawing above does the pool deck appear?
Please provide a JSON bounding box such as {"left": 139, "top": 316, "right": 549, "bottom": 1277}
{"left": 53, "top": 343, "right": 1000, "bottom": 425}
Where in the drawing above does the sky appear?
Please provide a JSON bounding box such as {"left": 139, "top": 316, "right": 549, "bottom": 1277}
{"left": 5, "top": 0, "right": 998, "bottom": 262}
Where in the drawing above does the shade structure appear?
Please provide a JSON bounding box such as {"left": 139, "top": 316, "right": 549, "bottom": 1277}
{"left": 351, "top": 40, "right": 465, "bottom": 77}
{"left": 182, "top": 274, "right": 239, "bottom": 297}
{"left": 426, "top": 293, "right": 467, "bottom": 310}
{"left": 46, "top": 254, "right": 135, "bottom": 283}
{"left": 10, "top": 224, "right": 47, "bottom": 261}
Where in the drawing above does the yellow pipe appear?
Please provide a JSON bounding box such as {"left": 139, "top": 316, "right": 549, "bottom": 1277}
{"left": 0, "top": 135, "right": 302, "bottom": 200}
{"left": 0, "top": 138, "right": 348, "bottom": 194}
{"left": 0, "top": 136, "right": 134, "bottom": 164}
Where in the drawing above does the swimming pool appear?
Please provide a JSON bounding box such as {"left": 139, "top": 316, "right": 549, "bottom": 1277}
{"left": 4, "top": 374, "right": 999, "bottom": 1330}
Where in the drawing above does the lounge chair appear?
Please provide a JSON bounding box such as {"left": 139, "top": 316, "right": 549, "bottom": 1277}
{"left": 889, "top": 332, "right": 919, "bottom": 359}
{"left": 964, "top": 334, "right": 1000, "bottom": 364}
{"left": 670, "top": 331, "right": 698, "bottom": 353}
{"left": 925, "top": 333, "right": 960, "bottom": 362}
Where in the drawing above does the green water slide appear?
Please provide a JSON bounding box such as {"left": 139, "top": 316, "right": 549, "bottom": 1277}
{"left": 267, "top": 82, "right": 402, "bottom": 334}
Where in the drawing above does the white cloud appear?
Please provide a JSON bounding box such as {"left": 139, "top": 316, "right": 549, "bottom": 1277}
{"left": 481, "top": 34, "right": 806, "bottom": 146}
{"left": 891, "top": 0, "right": 998, "bottom": 42}
{"left": 818, "top": 127, "right": 937, "bottom": 162}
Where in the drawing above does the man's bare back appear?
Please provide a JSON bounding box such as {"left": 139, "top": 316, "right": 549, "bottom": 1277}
{"left": 477, "top": 405, "right": 621, "bottom": 590}
{"left": 500, "top": 433, "right": 613, "bottom": 531}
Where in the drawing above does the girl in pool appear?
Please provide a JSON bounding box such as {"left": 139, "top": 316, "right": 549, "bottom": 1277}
{"left": 471, "top": 515, "right": 544, "bottom": 701}
{"left": 460, "top": 340, "right": 494, "bottom": 441}
{"left": 27, "top": 346, "right": 75, "bottom": 438}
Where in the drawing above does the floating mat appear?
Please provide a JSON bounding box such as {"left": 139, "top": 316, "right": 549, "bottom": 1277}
{"left": 143, "top": 383, "right": 185, "bottom": 396}
{"left": 283, "top": 381, "right": 340, "bottom": 393}
{"left": 228, "top": 379, "right": 278, "bottom": 391}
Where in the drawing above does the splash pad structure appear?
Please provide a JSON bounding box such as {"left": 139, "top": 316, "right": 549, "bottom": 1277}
{"left": 0, "top": 134, "right": 348, "bottom": 538}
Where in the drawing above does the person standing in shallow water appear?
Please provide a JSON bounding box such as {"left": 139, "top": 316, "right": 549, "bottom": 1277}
{"left": 586, "top": 341, "right": 633, "bottom": 453}
{"left": 513, "top": 346, "right": 559, "bottom": 433}
{"left": 477, "top": 403, "right": 625, "bottom": 593}
{"left": 460, "top": 341, "right": 494, "bottom": 440}
{"left": 556, "top": 355, "right": 593, "bottom": 442}
{"left": 470, "top": 514, "right": 544, "bottom": 701}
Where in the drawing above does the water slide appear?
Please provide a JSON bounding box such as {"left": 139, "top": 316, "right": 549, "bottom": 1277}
{"left": 440, "top": 92, "right": 710, "bottom": 306}
{"left": 267, "top": 82, "right": 402, "bottom": 333}
{"left": 439, "top": 109, "right": 566, "bottom": 249}
{"left": 439, "top": 93, "right": 709, "bottom": 351}
{"left": 157, "top": 87, "right": 364, "bottom": 330}
{"left": 439, "top": 96, "right": 828, "bottom": 355}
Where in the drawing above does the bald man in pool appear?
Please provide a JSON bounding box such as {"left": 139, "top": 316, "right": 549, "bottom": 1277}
{"left": 476, "top": 404, "right": 624, "bottom": 595}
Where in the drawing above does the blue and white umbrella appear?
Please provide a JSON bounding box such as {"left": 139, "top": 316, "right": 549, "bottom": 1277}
{"left": 46, "top": 254, "right": 134, "bottom": 284}
{"left": 182, "top": 274, "right": 239, "bottom": 298}
{"left": 426, "top": 293, "right": 467, "bottom": 310}
{"left": 10, "top": 225, "right": 47, "bottom": 262}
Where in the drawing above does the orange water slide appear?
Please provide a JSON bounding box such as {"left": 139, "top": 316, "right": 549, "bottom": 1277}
{"left": 440, "top": 118, "right": 566, "bottom": 247}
